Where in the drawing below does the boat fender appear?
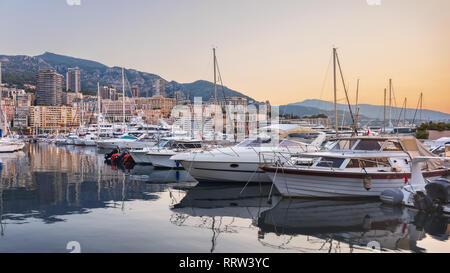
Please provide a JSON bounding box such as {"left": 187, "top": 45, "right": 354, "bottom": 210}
{"left": 363, "top": 174, "right": 372, "bottom": 191}
{"left": 380, "top": 189, "right": 404, "bottom": 205}
{"left": 362, "top": 215, "right": 372, "bottom": 230}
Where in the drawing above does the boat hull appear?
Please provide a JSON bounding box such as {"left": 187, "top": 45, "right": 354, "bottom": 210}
{"left": 148, "top": 153, "right": 179, "bottom": 168}
{"left": 129, "top": 151, "right": 153, "bottom": 164}
{"left": 263, "top": 167, "right": 449, "bottom": 198}
{"left": 96, "top": 140, "right": 134, "bottom": 149}
{"left": 179, "top": 160, "right": 272, "bottom": 183}
{"left": 0, "top": 143, "right": 25, "bottom": 153}
{"left": 119, "top": 141, "right": 155, "bottom": 150}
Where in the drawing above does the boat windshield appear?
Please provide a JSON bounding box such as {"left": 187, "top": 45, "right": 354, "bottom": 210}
{"left": 331, "top": 139, "right": 358, "bottom": 150}
{"left": 120, "top": 135, "right": 137, "bottom": 140}
{"left": 353, "top": 139, "right": 384, "bottom": 151}
{"left": 157, "top": 140, "right": 170, "bottom": 148}
{"left": 283, "top": 133, "right": 320, "bottom": 144}
{"left": 278, "top": 139, "right": 303, "bottom": 147}
{"left": 236, "top": 138, "right": 272, "bottom": 147}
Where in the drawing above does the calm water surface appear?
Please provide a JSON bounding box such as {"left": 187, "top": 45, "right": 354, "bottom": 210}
{"left": 0, "top": 144, "right": 448, "bottom": 253}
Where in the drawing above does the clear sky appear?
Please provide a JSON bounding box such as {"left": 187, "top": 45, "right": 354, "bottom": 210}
{"left": 1, "top": 0, "right": 449, "bottom": 113}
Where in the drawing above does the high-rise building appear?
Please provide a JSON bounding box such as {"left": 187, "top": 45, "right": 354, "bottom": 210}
{"left": 99, "top": 86, "right": 118, "bottom": 100}
{"left": 66, "top": 67, "right": 81, "bottom": 93}
{"left": 152, "top": 79, "right": 165, "bottom": 97}
{"left": 131, "top": 86, "right": 140, "bottom": 98}
{"left": 36, "top": 69, "right": 63, "bottom": 106}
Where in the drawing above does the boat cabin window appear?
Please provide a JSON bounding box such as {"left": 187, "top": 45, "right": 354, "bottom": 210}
{"left": 353, "top": 140, "right": 384, "bottom": 151}
{"left": 177, "top": 142, "right": 202, "bottom": 149}
{"left": 316, "top": 157, "right": 345, "bottom": 168}
{"left": 346, "top": 158, "right": 390, "bottom": 168}
{"left": 382, "top": 141, "right": 403, "bottom": 151}
{"left": 392, "top": 128, "right": 416, "bottom": 134}
{"left": 331, "top": 139, "right": 358, "bottom": 150}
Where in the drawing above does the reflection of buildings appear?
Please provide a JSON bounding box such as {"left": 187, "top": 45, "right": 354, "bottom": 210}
{"left": 0, "top": 144, "right": 167, "bottom": 225}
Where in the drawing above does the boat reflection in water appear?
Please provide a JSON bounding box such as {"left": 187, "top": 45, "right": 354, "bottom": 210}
{"left": 0, "top": 143, "right": 448, "bottom": 252}
{"left": 127, "top": 164, "right": 196, "bottom": 184}
{"left": 257, "top": 198, "right": 449, "bottom": 253}
{"left": 171, "top": 183, "right": 273, "bottom": 252}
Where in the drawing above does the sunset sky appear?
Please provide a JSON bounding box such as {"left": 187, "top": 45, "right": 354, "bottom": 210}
{"left": 1, "top": 0, "right": 449, "bottom": 113}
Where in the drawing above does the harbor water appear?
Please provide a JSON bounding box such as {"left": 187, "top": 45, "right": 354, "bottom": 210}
{"left": 0, "top": 143, "right": 448, "bottom": 253}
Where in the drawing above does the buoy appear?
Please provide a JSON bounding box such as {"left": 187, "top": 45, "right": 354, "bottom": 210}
{"left": 363, "top": 174, "right": 372, "bottom": 191}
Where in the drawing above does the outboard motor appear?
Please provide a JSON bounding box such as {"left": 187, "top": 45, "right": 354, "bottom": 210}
{"left": 425, "top": 178, "right": 450, "bottom": 204}
{"left": 413, "top": 191, "right": 433, "bottom": 211}
{"left": 422, "top": 178, "right": 450, "bottom": 212}
{"left": 380, "top": 189, "right": 404, "bottom": 206}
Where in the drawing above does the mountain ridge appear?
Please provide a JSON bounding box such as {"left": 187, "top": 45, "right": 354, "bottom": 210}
{"left": 0, "top": 52, "right": 254, "bottom": 102}
{"left": 288, "top": 99, "right": 450, "bottom": 122}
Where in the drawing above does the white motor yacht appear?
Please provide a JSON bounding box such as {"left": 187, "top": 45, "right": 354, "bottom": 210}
{"left": 171, "top": 128, "right": 326, "bottom": 183}
{"left": 146, "top": 137, "right": 204, "bottom": 168}
{"left": 74, "top": 133, "right": 98, "bottom": 146}
{"left": 96, "top": 134, "right": 139, "bottom": 149}
{"left": 63, "top": 133, "right": 79, "bottom": 145}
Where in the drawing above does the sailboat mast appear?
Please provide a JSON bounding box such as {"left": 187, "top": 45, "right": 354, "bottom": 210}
{"left": 383, "top": 88, "right": 386, "bottom": 133}
{"left": 97, "top": 82, "right": 100, "bottom": 136}
{"left": 122, "top": 67, "right": 125, "bottom": 132}
{"left": 0, "top": 62, "right": 4, "bottom": 136}
{"left": 333, "top": 48, "right": 338, "bottom": 137}
{"left": 213, "top": 48, "right": 217, "bottom": 105}
{"left": 403, "top": 98, "right": 407, "bottom": 126}
{"left": 353, "top": 79, "right": 359, "bottom": 133}
{"left": 389, "top": 78, "right": 392, "bottom": 127}
{"left": 420, "top": 92, "right": 423, "bottom": 122}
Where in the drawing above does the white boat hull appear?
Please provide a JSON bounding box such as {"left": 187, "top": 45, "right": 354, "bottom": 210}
{"left": 119, "top": 141, "right": 156, "bottom": 150}
{"left": 96, "top": 140, "right": 135, "bottom": 149}
{"left": 129, "top": 151, "right": 153, "bottom": 164}
{"left": 179, "top": 160, "right": 271, "bottom": 183}
{"left": 263, "top": 167, "right": 448, "bottom": 198}
{"left": 148, "top": 153, "right": 179, "bottom": 168}
{"left": 0, "top": 142, "right": 25, "bottom": 153}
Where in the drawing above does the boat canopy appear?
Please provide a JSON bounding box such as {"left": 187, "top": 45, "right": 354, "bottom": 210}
{"left": 399, "top": 136, "right": 443, "bottom": 170}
